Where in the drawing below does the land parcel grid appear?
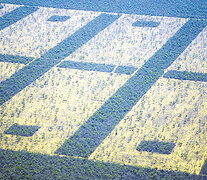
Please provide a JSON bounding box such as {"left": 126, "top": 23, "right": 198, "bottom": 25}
{"left": 0, "top": 1, "right": 207, "bottom": 179}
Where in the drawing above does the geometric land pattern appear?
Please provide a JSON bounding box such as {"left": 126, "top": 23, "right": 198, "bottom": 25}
{"left": 0, "top": 1, "right": 207, "bottom": 179}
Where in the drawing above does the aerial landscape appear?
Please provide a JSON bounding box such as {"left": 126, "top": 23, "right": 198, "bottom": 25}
{"left": 0, "top": 0, "right": 207, "bottom": 179}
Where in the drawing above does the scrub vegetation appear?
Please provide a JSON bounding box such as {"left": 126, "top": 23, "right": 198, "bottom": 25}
{"left": 0, "top": 2, "right": 207, "bottom": 179}
{"left": 1, "top": 148, "right": 206, "bottom": 180}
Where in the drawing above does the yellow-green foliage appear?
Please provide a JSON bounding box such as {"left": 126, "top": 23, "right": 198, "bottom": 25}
{"left": 0, "top": 6, "right": 100, "bottom": 58}
{"left": 90, "top": 78, "right": 207, "bottom": 175}
{"left": 0, "top": 3, "right": 206, "bottom": 176}
{"left": 66, "top": 14, "right": 187, "bottom": 68}
{"left": 0, "top": 62, "right": 24, "bottom": 81}
{"left": 0, "top": 67, "right": 129, "bottom": 154}
{"left": 0, "top": 3, "right": 21, "bottom": 17}
{"left": 168, "top": 25, "right": 207, "bottom": 73}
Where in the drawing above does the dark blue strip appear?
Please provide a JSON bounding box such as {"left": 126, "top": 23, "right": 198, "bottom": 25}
{"left": 55, "top": 19, "right": 207, "bottom": 158}
{"left": 0, "top": 62, "right": 58, "bottom": 105}
{"left": 42, "top": 14, "right": 120, "bottom": 59}
{"left": 58, "top": 61, "right": 115, "bottom": 73}
{"left": 1, "top": 0, "right": 207, "bottom": 18}
{"left": 0, "top": 4, "right": 3, "bottom": 9}
{"left": 115, "top": 65, "right": 137, "bottom": 75}
{"left": 0, "top": 54, "right": 34, "bottom": 64}
{"left": 163, "top": 70, "right": 207, "bottom": 82}
{"left": 0, "top": 6, "right": 39, "bottom": 30}
{"left": 0, "top": 14, "right": 120, "bottom": 105}
{"left": 58, "top": 61, "right": 137, "bottom": 74}
{"left": 136, "top": 140, "right": 175, "bottom": 154}
{"left": 132, "top": 21, "right": 160, "bottom": 27}
{"left": 47, "top": 15, "right": 70, "bottom": 22}
{"left": 4, "top": 123, "right": 40, "bottom": 137}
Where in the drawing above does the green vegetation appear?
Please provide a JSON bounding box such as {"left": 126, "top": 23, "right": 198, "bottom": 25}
{"left": 0, "top": 148, "right": 205, "bottom": 179}
{"left": 58, "top": 60, "right": 137, "bottom": 75}
{"left": 55, "top": 19, "right": 207, "bottom": 158}
{"left": 0, "top": 54, "right": 33, "bottom": 64}
{"left": 47, "top": 15, "right": 70, "bottom": 22}
{"left": 0, "top": 2, "right": 207, "bottom": 179}
{"left": 164, "top": 70, "right": 207, "bottom": 82}
{"left": 0, "top": 6, "right": 38, "bottom": 30}
{"left": 4, "top": 123, "right": 40, "bottom": 137}
{"left": 0, "top": 13, "right": 120, "bottom": 105}
{"left": 132, "top": 20, "right": 160, "bottom": 27}
{"left": 136, "top": 140, "right": 175, "bottom": 154}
